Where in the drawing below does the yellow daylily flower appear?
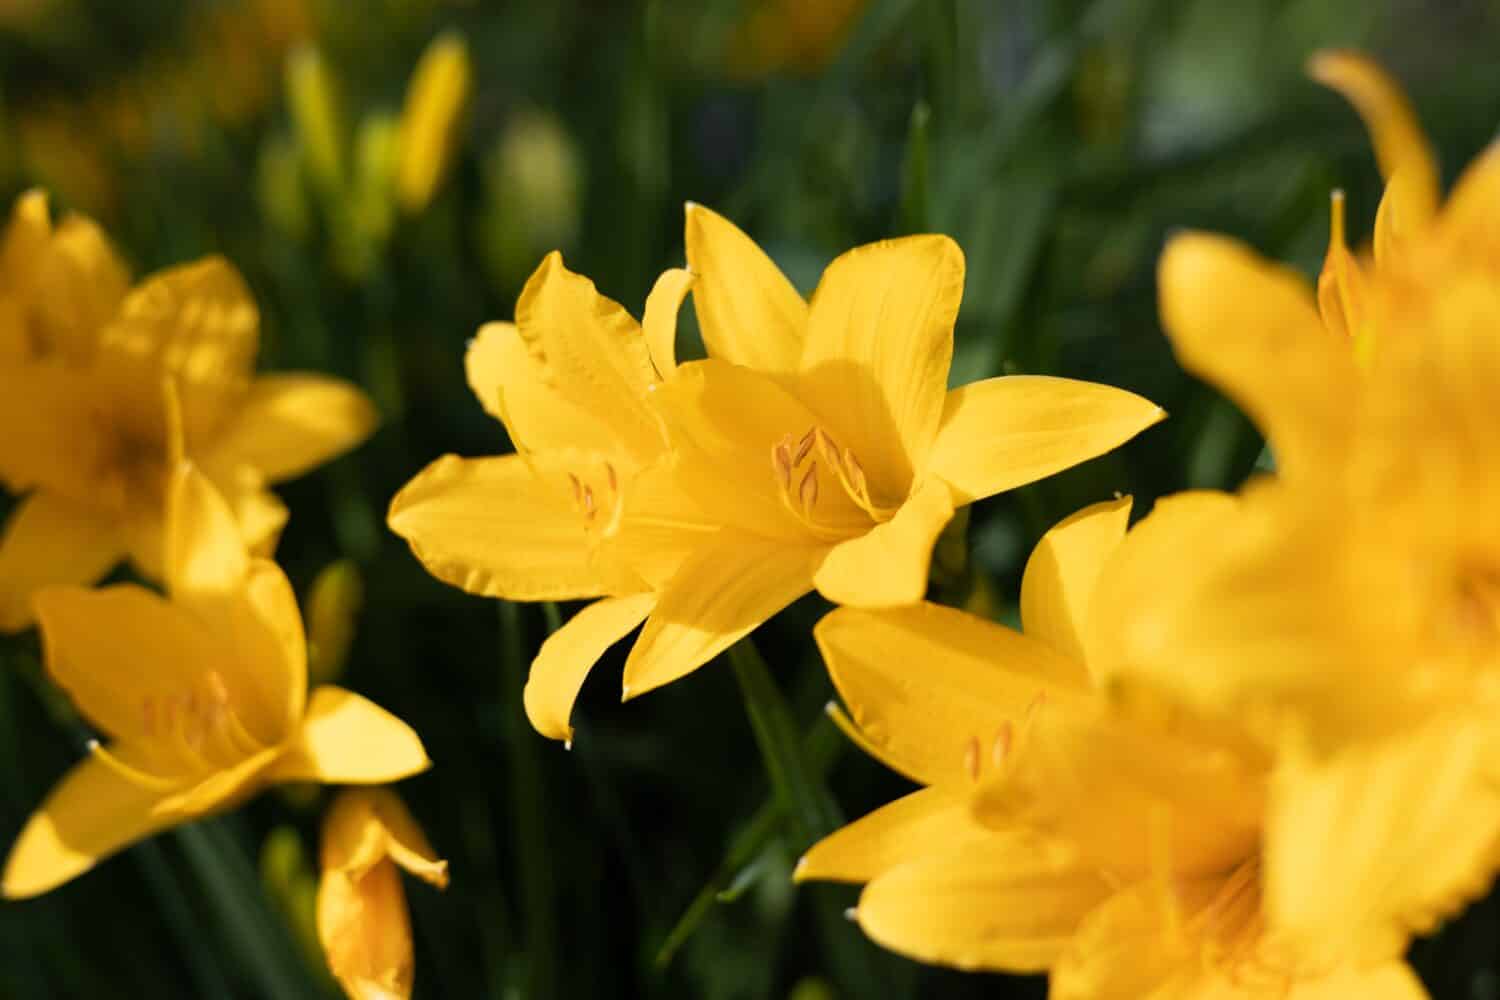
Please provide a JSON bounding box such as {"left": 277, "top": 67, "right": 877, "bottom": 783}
{"left": 1104, "top": 52, "right": 1500, "bottom": 969}
{"left": 0, "top": 191, "right": 377, "bottom": 631}
{"left": 388, "top": 252, "right": 699, "bottom": 744}
{"left": 2, "top": 462, "right": 429, "bottom": 899}
{"left": 318, "top": 788, "right": 448, "bottom": 1000}
{"left": 616, "top": 205, "right": 1163, "bottom": 700}
{"left": 797, "top": 496, "right": 1428, "bottom": 998}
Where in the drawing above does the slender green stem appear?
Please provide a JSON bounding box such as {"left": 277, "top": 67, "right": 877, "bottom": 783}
{"left": 133, "top": 840, "right": 237, "bottom": 998}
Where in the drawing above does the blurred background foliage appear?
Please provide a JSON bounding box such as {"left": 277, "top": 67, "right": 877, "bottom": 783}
{"left": 0, "top": 0, "right": 1498, "bottom": 997}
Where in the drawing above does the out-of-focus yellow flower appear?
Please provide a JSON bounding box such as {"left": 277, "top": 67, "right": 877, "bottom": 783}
{"left": 388, "top": 253, "right": 697, "bottom": 743}
{"left": 307, "top": 559, "right": 364, "bottom": 685}
{"left": 609, "top": 205, "right": 1162, "bottom": 700}
{"left": 318, "top": 788, "right": 447, "bottom": 1000}
{"left": 0, "top": 192, "right": 377, "bottom": 631}
{"left": 480, "top": 109, "right": 584, "bottom": 288}
{"left": 396, "top": 31, "right": 472, "bottom": 213}
{"left": 287, "top": 44, "right": 347, "bottom": 193}
{"left": 1105, "top": 51, "right": 1500, "bottom": 967}
{"left": 798, "top": 496, "right": 1426, "bottom": 998}
{"left": 1, "top": 463, "right": 430, "bottom": 899}
{"left": 730, "top": 0, "right": 868, "bottom": 77}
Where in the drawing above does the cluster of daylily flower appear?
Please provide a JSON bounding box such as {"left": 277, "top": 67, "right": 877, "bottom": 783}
{"left": 0, "top": 48, "right": 1495, "bottom": 999}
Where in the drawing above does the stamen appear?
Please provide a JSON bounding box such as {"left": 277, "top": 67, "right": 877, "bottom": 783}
{"left": 604, "top": 461, "right": 618, "bottom": 497}
{"left": 991, "top": 722, "right": 1013, "bottom": 770}
{"left": 798, "top": 463, "right": 818, "bottom": 513}
{"left": 582, "top": 485, "right": 596, "bottom": 518}
{"left": 793, "top": 428, "right": 816, "bottom": 466}
{"left": 772, "top": 438, "right": 793, "bottom": 491}
{"left": 87, "top": 740, "right": 178, "bottom": 791}
{"left": 568, "top": 473, "right": 583, "bottom": 508}
{"left": 964, "top": 736, "right": 981, "bottom": 780}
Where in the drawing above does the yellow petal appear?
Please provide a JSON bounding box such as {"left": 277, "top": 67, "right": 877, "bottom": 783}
{"left": 814, "top": 602, "right": 1091, "bottom": 787}
{"left": 594, "top": 456, "right": 718, "bottom": 592}
{"left": 524, "top": 592, "right": 657, "bottom": 743}
{"left": 396, "top": 30, "right": 472, "bottom": 213}
{"left": 927, "top": 376, "right": 1163, "bottom": 505}
{"left": 1372, "top": 166, "right": 1434, "bottom": 266}
{"left": 29, "top": 211, "right": 132, "bottom": 366}
{"left": 207, "top": 374, "right": 377, "bottom": 484}
{"left": 0, "top": 491, "right": 122, "bottom": 632}
{"left": 95, "top": 257, "right": 260, "bottom": 446}
{"left": 650, "top": 359, "right": 867, "bottom": 541}
{"left": 1020, "top": 497, "right": 1131, "bottom": 667}
{"left": 796, "top": 785, "right": 980, "bottom": 884}
{"left": 621, "top": 531, "right": 820, "bottom": 699}
{"left": 812, "top": 477, "right": 954, "bottom": 608}
{"left": 364, "top": 790, "right": 448, "bottom": 888}
{"left": 267, "top": 686, "right": 430, "bottom": 786}
{"left": 1287, "top": 963, "right": 1428, "bottom": 1000}
{"left": 683, "top": 202, "right": 806, "bottom": 376}
{"left": 856, "top": 831, "right": 1110, "bottom": 973}
{"left": 799, "top": 235, "right": 964, "bottom": 501}
{"left": 1157, "top": 233, "right": 1351, "bottom": 480}
{"left": 322, "top": 788, "right": 448, "bottom": 888}
{"left": 1264, "top": 717, "right": 1500, "bottom": 967}
{"left": 166, "top": 460, "right": 250, "bottom": 596}
{"left": 150, "top": 746, "right": 282, "bottom": 817}
{"left": 514, "top": 252, "right": 662, "bottom": 463}
{"left": 1316, "top": 190, "right": 1367, "bottom": 342}
{"left": 318, "top": 858, "right": 415, "bottom": 1000}
{"left": 642, "top": 267, "right": 693, "bottom": 378}
{"left": 1308, "top": 50, "right": 1439, "bottom": 229}
{"left": 0, "top": 360, "right": 108, "bottom": 501}
{"left": 972, "top": 707, "right": 1263, "bottom": 880}
{"left": 1440, "top": 143, "right": 1500, "bottom": 259}
{"left": 2, "top": 754, "right": 178, "bottom": 899}
{"left": 214, "top": 475, "right": 290, "bottom": 557}
{"left": 388, "top": 454, "right": 605, "bottom": 601}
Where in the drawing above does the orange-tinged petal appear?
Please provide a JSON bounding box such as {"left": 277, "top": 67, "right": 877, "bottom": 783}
{"left": 650, "top": 359, "right": 866, "bottom": 541}
{"left": 388, "top": 454, "right": 604, "bottom": 602}
{"left": 1157, "top": 233, "right": 1352, "bottom": 480}
{"left": 1264, "top": 717, "right": 1500, "bottom": 967}
{"left": 464, "top": 320, "right": 620, "bottom": 456}
{"left": 621, "top": 531, "right": 820, "bottom": 699}
{"left": 267, "top": 686, "right": 430, "bottom": 786}
{"left": 2, "top": 754, "right": 179, "bottom": 899}
{"left": 1020, "top": 497, "right": 1131, "bottom": 668}
{"left": 927, "top": 376, "right": 1163, "bottom": 505}
{"left": 524, "top": 592, "right": 657, "bottom": 743}
{"left": 0, "top": 491, "right": 122, "bottom": 632}
{"left": 642, "top": 267, "right": 692, "bottom": 378}
{"left": 1308, "top": 50, "right": 1439, "bottom": 229}
{"left": 207, "top": 374, "right": 377, "bottom": 484}
{"left": 796, "top": 785, "right": 980, "bottom": 884}
{"left": 799, "top": 235, "right": 963, "bottom": 501}
{"left": 856, "top": 831, "right": 1110, "bottom": 973}
{"left": 514, "top": 252, "right": 661, "bottom": 463}
{"left": 95, "top": 257, "right": 259, "bottom": 447}
{"left": 812, "top": 477, "right": 954, "bottom": 608}
{"left": 684, "top": 202, "right": 806, "bottom": 376}
{"left": 814, "top": 602, "right": 1091, "bottom": 787}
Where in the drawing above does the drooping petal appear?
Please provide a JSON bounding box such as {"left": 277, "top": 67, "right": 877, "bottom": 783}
{"left": 363, "top": 790, "right": 448, "bottom": 887}
{"left": 927, "top": 376, "right": 1163, "bottom": 505}
{"left": 320, "top": 787, "right": 447, "bottom": 886}
{"left": 799, "top": 235, "right": 964, "bottom": 500}
{"left": 206, "top": 374, "right": 377, "bottom": 484}
{"left": 1264, "top": 717, "right": 1500, "bottom": 968}
{"left": 856, "top": 832, "right": 1111, "bottom": 973}
{"left": 642, "top": 267, "right": 693, "bottom": 378}
{"left": 2, "top": 755, "right": 179, "bottom": 899}
{"left": 464, "top": 320, "right": 621, "bottom": 456}
{"left": 813, "top": 602, "right": 1091, "bottom": 787}
{"left": 388, "top": 454, "right": 605, "bottom": 601}
{"left": 621, "top": 531, "right": 821, "bottom": 699}
{"left": 1308, "top": 50, "right": 1439, "bottom": 231}
{"left": 812, "top": 477, "right": 954, "bottom": 608}
{"left": 649, "top": 359, "right": 867, "bottom": 541}
{"left": 1157, "top": 233, "right": 1352, "bottom": 480}
{"left": 0, "top": 491, "right": 122, "bottom": 632}
{"left": 1019, "top": 497, "right": 1131, "bottom": 667}
{"left": 683, "top": 203, "right": 806, "bottom": 376}
{"left": 796, "top": 785, "right": 980, "bottom": 884}
{"left": 266, "top": 687, "right": 430, "bottom": 785}
{"left": 524, "top": 592, "right": 657, "bottom": 743}
{"left": 513, "top": 252, "right": 662, "bottom": 462}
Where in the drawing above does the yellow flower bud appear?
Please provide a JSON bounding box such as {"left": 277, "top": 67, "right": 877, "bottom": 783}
{"left": 317, "top": 789, "right": 448, "bottom": 1000}
{"left": 307, "top": 558, "right": 365, "bottom": 685}
{"left": 397, "top": 31, "right": 472, "bottom": 213}
{"left": 285, "top": 44, "right": 346, "bottom": 193}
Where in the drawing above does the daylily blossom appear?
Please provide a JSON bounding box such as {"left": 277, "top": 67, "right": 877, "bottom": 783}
{"left": 318, "top": 788, "right": 448, "bottom": 1000}
{"left": 617, "top": 206, "right": 1163, "bottom": 700}
{"left": 388, "top": 252, "right": 697, "bottom": 743}
{"left": 0, "top": 190, "right": 377, "bottom": 631}
{"left": 1102, "top": 52, "right": 1500, "bottom": 964}
{"left": 2, "top": 462, "right": 429, "bottom": 899}
{"left": 797, "top": 496, "right": 1427, "bottom": 998}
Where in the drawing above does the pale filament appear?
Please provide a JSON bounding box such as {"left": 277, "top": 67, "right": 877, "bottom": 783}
{"left": 770, "top": 426, "right": 896, "bottom": 539}
{"left": 567, "top": 458, "right": 625, "bottom": 539}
